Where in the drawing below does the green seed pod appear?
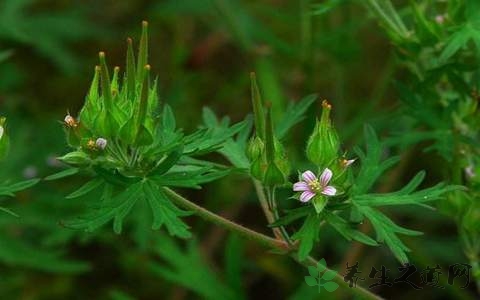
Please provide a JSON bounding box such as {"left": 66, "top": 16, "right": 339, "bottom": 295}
{"left": 0, "top": 117, "right": 10, "bottom": 161}
{"left": 306, "top": 100, "right": 340, "bottom": 168}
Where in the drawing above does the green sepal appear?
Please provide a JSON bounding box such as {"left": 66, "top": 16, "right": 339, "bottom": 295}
{"left": 312, "top": 195, "right": 327, "bottom": 214}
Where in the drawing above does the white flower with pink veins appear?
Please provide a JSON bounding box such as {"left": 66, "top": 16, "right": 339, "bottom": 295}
{"left": 293, "top": 168, "right": 337, "bottom": 203}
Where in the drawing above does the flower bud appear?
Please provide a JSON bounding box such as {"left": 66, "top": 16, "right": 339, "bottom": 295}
{"left": 95, "top": 138, "right": 108, "bottom": 150}
{"left": 306, "top": 100, "right": 340, "bottom": 168}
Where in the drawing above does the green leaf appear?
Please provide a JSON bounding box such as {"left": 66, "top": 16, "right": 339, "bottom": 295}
{"left": 65, "top": 178, "right": 104, "bottom": 199}
{"left": 149, "top": 146, "right": 184, "bottom": 176}
{"left": 94, "top": 166, "right": 141, "bottom": 186}
{"left": 0, "top": 178, "right": 39, "bottom": 196}
{"left": 64, "top": 182, "right": 142, "bottom": 233}
{"left": 355, "top": 206, "right": 421, "bottom": 264}
{"left": 275, "top": 94, "right": 317, "bottom": 139}
{"left": 321, "top": 269, "right": 337, "bottom": 281}
{"left": 0, "top": 235, "right": 90, "bottom": 273}
{"left": 44, "top": 168, "right": 79, "bottom": 181}
{"left": 325, "top": 212, "right": 378, "bottom": 246}
{"left": 143, "top": 181, "right": 191, "bottom": 238}
{"left": 439, "top": 25, "right": 472, "bottom": 62}
{"left": 353, "top": 183, "right": 460, "bottom": 207}
{"left": 353, "top": 125, "right": 400, "bottom": 195}
{"left": 224, "top": 234, "right": 245, "bottom": 298}
{"left": 292, "top": 213, "right": 321, "bottom": 261}
{"left": 270, "top": 206, "right": 310, "bottom": 227}
{"left": 184, "top": 118, "right": 249, "bottom": 156}
{"left": 323, "top": 281, "right": 339, "bottom": 292}
{"left": 150, "top": 235, "right": 237, "bottom": 300}
{"left": 150, "top": 167, "right": 230, "bottom": 189}
{"left": 317, "top": 258, "right": 327, "bottom": 273}
{"left": 0, "top": 206, "right": 18, "bottom": 217}
{"left": 307, "top": 266, "right": 318, "bottom": 278}
{"left": 304, "top": 276, "right": 317, "bottom": 287}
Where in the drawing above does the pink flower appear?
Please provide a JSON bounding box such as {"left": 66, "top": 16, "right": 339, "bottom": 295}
{"left": 293, "top": 168, "right": 337, "bottom": 203}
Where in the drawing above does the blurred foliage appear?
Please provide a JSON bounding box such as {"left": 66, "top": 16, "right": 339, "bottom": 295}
{"left": 0, "top": 0, "right": 478, "bottom": 299}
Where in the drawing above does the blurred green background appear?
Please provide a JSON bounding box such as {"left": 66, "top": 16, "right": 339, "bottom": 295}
{"left": 0, "top": 0, "right": 475, "bottom": 299}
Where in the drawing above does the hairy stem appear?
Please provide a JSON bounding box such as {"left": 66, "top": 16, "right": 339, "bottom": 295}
{"left": 163, "top": 187, "right": 384, "bottom": 300}
{"left": 163, "top": 187, "right": 287, "bottom": 250}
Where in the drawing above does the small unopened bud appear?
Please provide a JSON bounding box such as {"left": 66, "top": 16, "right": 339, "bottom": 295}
{"left": 96, "top": 138, "right": 107, "bottom": 150}
{"left": 0, "top": 125, "right": 3, "bottom": 140}
{"left": 64, "top": 114, "right": 77, "bottom": 128}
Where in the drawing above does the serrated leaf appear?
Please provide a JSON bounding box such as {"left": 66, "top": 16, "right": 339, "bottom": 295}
{"left": 144, "top": 180, "right": 191, "bottom": 238}
{"left": 64, "top": 182, "right": 142, "bottom": 233}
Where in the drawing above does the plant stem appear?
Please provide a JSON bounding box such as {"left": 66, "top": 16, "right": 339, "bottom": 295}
{"left": 163, "top": 187, "right": 384, "bottom": 300}
{"left": 163, "top": 187, "right": 288, "bottom": 250}
{"left": 253, "top": 180, "right": 284, "bottom": 240}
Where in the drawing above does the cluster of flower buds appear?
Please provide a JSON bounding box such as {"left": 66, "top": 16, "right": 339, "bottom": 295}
{"left": 0, "top": 117, "right": 9, "bottom": 161}
{"left": 246, "top": 73, "right": 290, "bottom": 186}
{"left": 60, "top": 21, "right": 159, "bottom": 170}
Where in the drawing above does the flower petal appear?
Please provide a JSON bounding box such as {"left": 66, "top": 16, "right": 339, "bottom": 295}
{"left": 293, "top": 182, "right": 310, "bottom": 192}
{"left": 300, "top": 191, "right": 315, "bottom": 202}
{"left": 302, "top": 170, "right": 317, "bottom": 183}
{"left": 321, "top": 186, "right": 337, "bottom": 196}
{"left": 319, "top": 168, "right": 333, "bottom": 186}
